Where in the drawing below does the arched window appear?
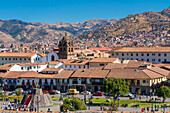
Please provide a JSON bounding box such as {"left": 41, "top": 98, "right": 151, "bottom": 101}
{"left": 51, "top": 55, "right": 55, "bottom": 61}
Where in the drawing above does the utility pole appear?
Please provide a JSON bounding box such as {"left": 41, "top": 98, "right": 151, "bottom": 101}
{"left": 84, "top": 85, "right": 86, "bottom": 104}
{"left": 37, "top": 96, "right": 39, "bottom": 113}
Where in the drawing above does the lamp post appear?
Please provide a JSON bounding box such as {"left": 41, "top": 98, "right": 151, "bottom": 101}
{"left": 37, "top": 96, "right": 39, "bottom": 113}
{"left": 84, "top": 85, "right": 86, "bottom": 104}
{"left": 1, "top": 83, "right": 4, "bottom": 102}
{"left": 118, "top": 86, "right": 120, "bottom": 107}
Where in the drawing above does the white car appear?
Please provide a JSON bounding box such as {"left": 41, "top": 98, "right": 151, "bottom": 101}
{"left": 124, "top": 92, "right": 132, "bottom": 97}
{"left": 55, "top": 90, "right": 60, "bottom": 94}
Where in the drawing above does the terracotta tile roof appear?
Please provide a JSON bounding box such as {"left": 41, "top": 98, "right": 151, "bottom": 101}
{"left": 3, "top": 71, "right": 39, "bottom": 78}
{"left": 152, "top": 63, "right": 170, "bottom": 67}
{"left": 124, "top": 60, "right": 150, "bottom": 69}
{"left": 3, "top": 70, "right": 74, "bottom": 79}
{"left": 112, "top": 47, "right": 170, "bottom": 53}
{"left": 89, "top": 58, "right": 118, "bottom": 63}
{"left": 0, "top": 73, "right": 5, "bottom": 77}
{"left": 38, "top": 53, "right": 47, "bottom": 57}
{"left": 103, "top": 63, "right": 126, "bottom": 69}
{"left": 19, "top": 63, "right": 47, "bottom": 66}
{"left": 41, "top": 68, "right": 62, "bottom": 72}
{"left": 0, "top": 63, "right": 16, "bottom": 71}
{"left": 61, "top": 59, "right": 89, "bottom": 65}
{"left": 107, "top": 68, "right": 163, "bottom": 79}
{"left": 89, "top": 47, "right": 112, "bottom": 51}
{"left": 71, "top": 69, "right": 110, "bottom": 78}
{"left": 49, "top": 61, "right": 60, "bottom": 65}
{"left": 89, "top": 66, "right": 104, "bottom": 69}
{"left": 53, "top": 70, "right": 74, "bottom": 79}
{"left": 148, "top": 67, "right": 170, "bottom": 76}
{"left": 0, "top": 53, "right": 37, "bottom": 57}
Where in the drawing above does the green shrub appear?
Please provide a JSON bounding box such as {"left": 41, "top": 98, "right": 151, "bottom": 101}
{"left": 60, "top": 97, "right": 87, "bottom": 111}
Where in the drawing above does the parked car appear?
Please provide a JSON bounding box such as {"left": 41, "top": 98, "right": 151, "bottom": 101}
{"left": 55, "top": 90, "right": 60, "bottom": 94}
{"left": 43, "top": 90, "right": 49, "bottom": 93}
{"left": 124, "top": 92, "right": 132, "bottom": 97}
{"left": 49, "top": 91, "right": 56, "bottom": 95}
{"left": 15, "top": 88, "right": 23, "bottom": 92}
{"left": 80, "top": 91, "right": 91, "bottom": 95}
{"left": 93, "top": 91, "right": 104, "bottom": 96}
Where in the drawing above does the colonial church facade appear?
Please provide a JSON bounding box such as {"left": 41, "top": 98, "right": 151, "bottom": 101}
{"left": 58, "top": 33, "right": 75, "bottom": 59}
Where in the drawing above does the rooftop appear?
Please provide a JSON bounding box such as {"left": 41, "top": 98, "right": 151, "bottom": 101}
{"left": 111, "top": 47, "right": 170, "bottom": 53}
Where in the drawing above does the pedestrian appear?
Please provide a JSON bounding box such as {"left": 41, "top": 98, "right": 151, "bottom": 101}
{"left": 100, "top": 106, "right": 102, "bottom": 111}
{"left": 147, "top": 106, "right": 149, "bottom": 112}
{"left": 155, "top": 104, "right": 157, "bottom": 110}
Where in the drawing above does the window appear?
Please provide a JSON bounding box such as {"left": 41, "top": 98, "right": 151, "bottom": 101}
{"left": 74, "top": 65, "right": 76, "bottom": 68}
{"left": 2, "top": 58, "right": 4, "bottom": 60}
{"left": 164, "top": 53, "right": 167, "bottom": 56}
{"left": 158, "top": 53, "right": 161, "bottom": 56}
{"left": 147, "top": 59, "right": 149, "bottom": 62}
{"left": 34, "top": 66, "right": 36, "bottom": 69}
{"left": 141, "top": 59, "right": 144, "bottom": 61}
{"left": 112, "top": 53, "right": 114, "bottom": 56}
{"left": 13, "top": 58, "right": 15, "bottom": 60}
{"left": 9, "top": 58, "right": 11, "bottom": 60}
{"left": 131, "top": 53, "right": 133, "bottom": 56}
{"left": 136, "top": 53, "right": 138, "bottom": 56}
{"left": 127, "top": 53, "right": 129, "bottom": 56}
{"left": 147, "top": 53, "right": 149, "bottom": 56}
{"left": 24, "top": 58, "right": 26, "bottom": 60}
{"left": 152, "top": 53, "right": 155, "bottom": 56}
{"left": 164, "top": 59, "right": 167, "bottom": 62}
{"left": 152, "top": 59, "right": 155, "bottom": 61}
{"left": 21, "top": 67, "right": 23, "bottom": 70}
{"left": 70, "top": 65, "right": 71, "bottom": 68}
{"left": 20, "top": 58, "right": 22, "bottom": 60}
{"left": 131, "top": 58, "right": 133, "bottom": 60}
{"left": 18, "top": 80, "right": 19, "bottom": 83}
{"left": 116, "top": 53, "right": 118, "bottom": 56}
{"left": 141, "top": 53, "right": 144, "bottom": 56}
{"left": 158, "top": 59, "right": 161, "bottom": 62}
{"left": 143, "top": 80, "right": 146, "bottom": 83}
{"left": 100, "top": 64, "right": 105, "bottom": 66}
{"left": 65, "top": 65, "right": 67, "bottom": 68}
{"left": 5, "top": 58, "right": 7, "bottom": 60}
{"left": 122, "top": 53, "right": 124, "bottom": 56}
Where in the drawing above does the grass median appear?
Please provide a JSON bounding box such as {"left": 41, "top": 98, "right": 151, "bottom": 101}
{"left": 89, "top": 98, "right": 170, "bottom": 108}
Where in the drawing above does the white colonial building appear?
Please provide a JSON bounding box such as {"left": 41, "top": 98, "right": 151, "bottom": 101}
{"left": 111, "top": 47, "right": 170, "bottom": 64}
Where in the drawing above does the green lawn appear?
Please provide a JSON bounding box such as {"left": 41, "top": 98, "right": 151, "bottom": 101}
{"left": 90, "top": 98, "right": 170, "bottom": 108}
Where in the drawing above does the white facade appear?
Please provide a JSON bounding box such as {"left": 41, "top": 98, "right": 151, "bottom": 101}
{"left": 111, "top": 52, "right": 170, "bottom": 64}
{"left": 63, "top": 65, "right": 89, "bottom": 70}
{"left": 0, "top": 54, "right": 42, "bottom": 66}
{"left": 9, "top": 64, "right": 48, "bottom": 72}
{"left": 41, "top": 52, "right": 58, "bottom": 63}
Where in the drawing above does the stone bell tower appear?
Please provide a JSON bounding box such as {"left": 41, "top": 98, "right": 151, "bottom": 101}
{"left": 58, "top": 33, "right": 74, "bottom": 59}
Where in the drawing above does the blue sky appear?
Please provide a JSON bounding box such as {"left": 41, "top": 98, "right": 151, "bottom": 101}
{"left": 0, "top": 0, "right": 169, "bottom": 23}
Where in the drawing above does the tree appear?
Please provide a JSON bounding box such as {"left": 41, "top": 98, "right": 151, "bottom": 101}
{"left": 157, "top": 86, "right": 170, "bottom": 103}
{"left": 15, "top": 90, "right": 22, "bottom": 102}
{"left": 0, "top": 44, "right": 4, "bottom": 48}
{"left": 20, "top": 43, "right": 23, "bottom": 47}
{"left": 60, "top": 97, "right": 87, "bottom": 111}
{"left": 10, "top": 44, "right": 13, "bottom": 48}
{"left": 104, "top": 78, "right": 130, "bottom": 106}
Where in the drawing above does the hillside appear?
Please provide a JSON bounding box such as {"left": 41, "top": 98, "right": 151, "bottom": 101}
{"left": 79, "top": 8, "right": 170, "bottom": 41}
{"left": 0, "top": 19, "right": 118, "bottom": 43}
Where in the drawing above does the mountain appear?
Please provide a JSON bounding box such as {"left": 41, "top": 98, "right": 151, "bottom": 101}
{"left": 0, "top": 19, "right": 118, "bottom": 43}
{"left": 79, "top": 8, "right": 170, "bottom": 41}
